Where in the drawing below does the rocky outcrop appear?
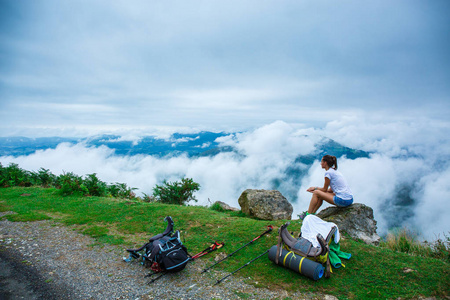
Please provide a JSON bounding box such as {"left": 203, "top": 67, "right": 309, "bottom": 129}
{"left": 238, "top": 189, "right": 293, "bottom": 220}
{"left": 316, "top": 203, "right": 380, "bottom": 245}
{"left": 213, "top": 201, "right": 239, "bottom": 212}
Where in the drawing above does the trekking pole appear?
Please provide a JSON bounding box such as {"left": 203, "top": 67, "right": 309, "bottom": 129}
{"left": 214, "top": 249, "right": 270, "bottom": 285}
{"left": 201, "top": 225, "right": 273, "bottom": 273}
{"left": 192, "top": 242, "right": 225, "bottom": 260}
{"left": 146, "top": 272, "right": 167, "bottom": 284}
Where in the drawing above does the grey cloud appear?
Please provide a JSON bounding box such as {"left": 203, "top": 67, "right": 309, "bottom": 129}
{"left": 0, "top": 0, "right": 449, "bottom": 131}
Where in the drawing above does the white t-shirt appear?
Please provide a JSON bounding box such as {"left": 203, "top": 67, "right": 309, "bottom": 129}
{"left": 301, "top": 214, "right": 340, "bottom": 248}
{"left": 324, "top": 168, "right": 353, "bottom": 200}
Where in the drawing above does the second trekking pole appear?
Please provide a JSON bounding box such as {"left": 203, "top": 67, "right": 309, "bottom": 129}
{"left": 214, "top": 249, "right": 270, "bottom": 285}
{"left": 201, "top": 225, "right": 273, "bottom": 273}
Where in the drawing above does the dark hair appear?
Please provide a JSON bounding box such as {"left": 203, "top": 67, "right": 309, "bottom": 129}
{"left": 322, "top": 155, "right": 338, "bottom": 170}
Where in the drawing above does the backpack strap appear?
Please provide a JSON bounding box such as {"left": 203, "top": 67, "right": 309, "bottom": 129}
{"left": 126, "top": 242, "right": 148, "bottom": 253}
{"left": 317, "top": 226, "right": 337, "bottom": 278}
{"left": 275, "top": 223, "right": 289, "bottom": 264}
{"left": 124, "top": 216, "right": 175, "bottom": 263}
{"left": 148, "top": 216, "right": 174, "bottom": 242}
{"left": 325, "top": 226, "right": 337, "bottom": 245}
{"left": 124, "top": 241, "right": 149, "bottom": 262}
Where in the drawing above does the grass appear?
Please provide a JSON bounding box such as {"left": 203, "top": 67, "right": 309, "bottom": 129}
{"left": 381, "top": 228, "right": 450, "bottom": 262}
{"left": 1, "top": 186, "right": 449, "bottom": 299}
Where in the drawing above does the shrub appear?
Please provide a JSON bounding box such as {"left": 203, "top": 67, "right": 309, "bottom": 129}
{"left": 152, "top": 178, "right": 200, "bottom": 205}
{"left": 30, "top": 168, "right": 57, "bottom": 187}
{"left": 141, "top": 193, "right": 156, "bottom": 203}
{"left": 0, "top": 163, "right": 33, "bottom": 187}
{"left": 107, "top": 182, "right": 137, "bottom": 199}
{"left": 56, "top": 172, "right": 88, "bottom": 196}
{"left": 210, "top": 201, "right": 226, "bottom": 212}
{"left": 83, "top": 173, "right": 108, "bottom": 197}
{"left": 428, "top": 233, "right": 450, "bottom": 262}
{"left": 0, "top": 162, "right": 7, "bottom": 187}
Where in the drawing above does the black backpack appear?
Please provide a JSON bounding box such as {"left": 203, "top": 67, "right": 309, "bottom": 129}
{"left": 144, "top": 230, "right": 190, "bottom": 272}
{"left": 124, "top": 216, "right": 190, "bottom": 273}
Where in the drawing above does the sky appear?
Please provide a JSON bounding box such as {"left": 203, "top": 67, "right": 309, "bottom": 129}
{"left": 0, "top": 1, "right": 450, "bottom": 240}
{"left": 0, "top": 0, "right": 449, "bottom": 136}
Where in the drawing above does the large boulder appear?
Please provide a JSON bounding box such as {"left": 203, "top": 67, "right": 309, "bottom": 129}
{"left": 316, "top": 203, "right": 380, "bottom": 245}
{"left": 238, "top": 189, "right": 293, "bottom": 220}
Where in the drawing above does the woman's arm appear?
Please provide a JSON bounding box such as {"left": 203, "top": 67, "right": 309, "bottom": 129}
{"left": 307, "top": 177, "right": 331, "bottom": 193}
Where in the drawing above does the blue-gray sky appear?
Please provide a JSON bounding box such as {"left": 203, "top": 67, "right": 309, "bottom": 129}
{"left": 1, "top": 0, "right": 449, "bottom": 136}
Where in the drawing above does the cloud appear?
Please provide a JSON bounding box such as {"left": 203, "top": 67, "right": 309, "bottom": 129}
{"left": 171, "top": 88, "right": 280, "bottom": 111}
{"left": 1, "top": 1, "right": 449, "bottom": 132}
{"left": 414, "top": 166, "right": 450, "bottom": 239}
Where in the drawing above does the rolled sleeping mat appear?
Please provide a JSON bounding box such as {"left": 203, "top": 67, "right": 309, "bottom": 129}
{"left": 268, "top": 245, "right": 324, "bottom": 281}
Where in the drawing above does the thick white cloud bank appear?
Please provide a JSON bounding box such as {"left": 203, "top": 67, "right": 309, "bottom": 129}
{"left": 1, "top": 118, "right": 449, "bottom": 241}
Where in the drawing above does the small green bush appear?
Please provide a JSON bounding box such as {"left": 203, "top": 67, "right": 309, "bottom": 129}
{"left": 210, "top": 201, "right": 226, "bottom": 212}
{"left": 152, "top": 178, "right": 200, "bottom": 205}
{"left": 141, "top": 193, "right": 156, "bottom": 203}
{"left": 31, "top": 168, "right": 57, "bottom": 187}
{"left": 84, "top": 173, "right": 108, "bottom": 197}
{"left": 0, "top": 163, "right": 33, "bottom": 187}
{"left": 56, "top": 172, "right": 88, "bottom": 196}
{"left": 107, "top": 182, "right": 137, "bottom": 199}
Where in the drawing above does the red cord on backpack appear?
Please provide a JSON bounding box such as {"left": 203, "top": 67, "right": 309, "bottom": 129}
{"left": 150, "top": 262, "right": 163, "bottom": 273}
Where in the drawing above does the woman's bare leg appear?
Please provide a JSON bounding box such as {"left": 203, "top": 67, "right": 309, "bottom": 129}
{"left": 307, "top": 193, "right": 321, "bottom": 214}
{"left": 308, "top": 190, "right": 335, "bottom": 214}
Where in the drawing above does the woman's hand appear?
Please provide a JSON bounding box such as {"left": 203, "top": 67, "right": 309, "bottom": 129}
{"left": 307, "top": 186, "right": 316, "bottom": 193}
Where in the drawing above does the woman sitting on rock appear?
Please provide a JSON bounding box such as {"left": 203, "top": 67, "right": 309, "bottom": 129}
{"left": 299, "top": 155, "right": 353, "bottom": 220}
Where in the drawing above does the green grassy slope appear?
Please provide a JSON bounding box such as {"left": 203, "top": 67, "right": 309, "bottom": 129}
{"left": 0, "top": 187, "right": 448, "bottom": 299}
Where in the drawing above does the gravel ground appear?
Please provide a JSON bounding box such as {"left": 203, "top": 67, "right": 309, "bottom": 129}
{"left": 0, "top": 212, "right": 333, "bottom": 300}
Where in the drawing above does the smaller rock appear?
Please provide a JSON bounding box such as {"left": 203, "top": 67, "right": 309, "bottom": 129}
{"left": 212, "top": 201, "right": 239, "bottom": 212}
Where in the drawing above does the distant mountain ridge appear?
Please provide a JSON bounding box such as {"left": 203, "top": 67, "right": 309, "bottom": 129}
{"left": 0, "top": 132, "right": 229, "bottom": 157}
{"left": 0, "top": 136, "right": 81, "bottom": 157}
{"left": 0, "top": 132, "right": 370, "bottom": 162}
